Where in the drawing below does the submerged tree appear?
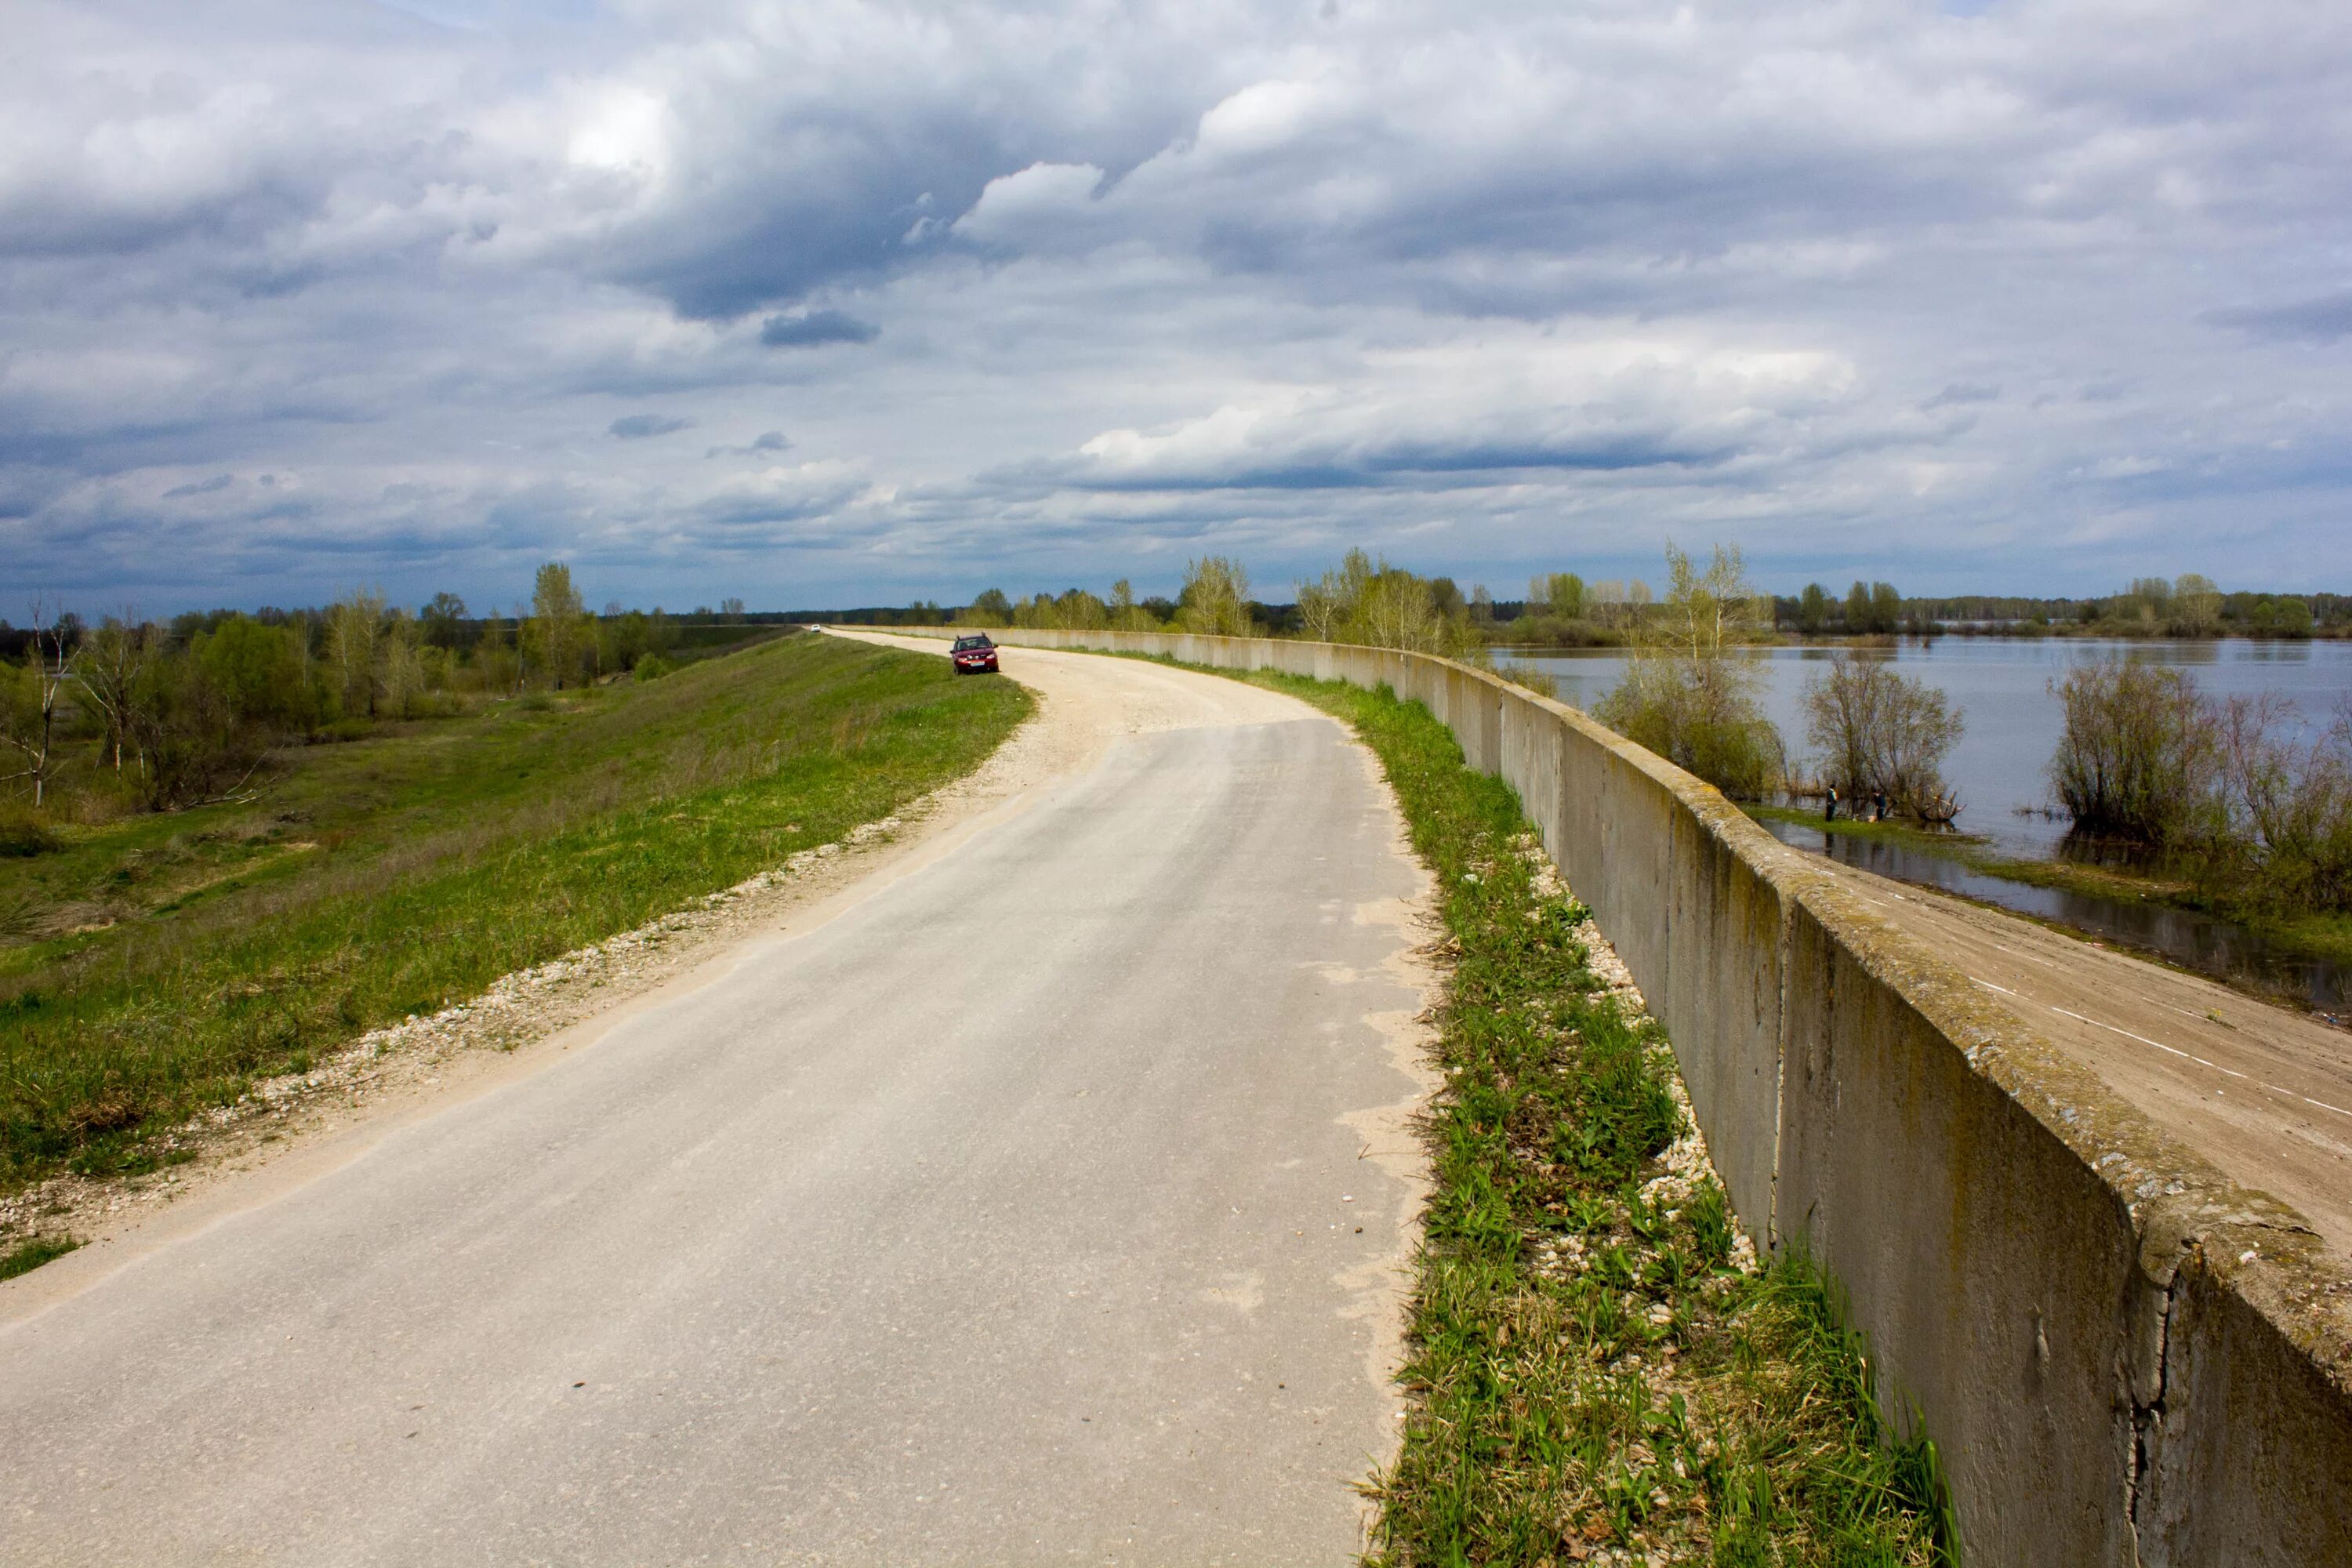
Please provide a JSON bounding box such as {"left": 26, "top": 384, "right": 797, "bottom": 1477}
{"left": 1802, "top": 655, "right": 1965, "bottom": 815}
{"left": 2047, "top": 659, "right": 2220, "bottom": 844}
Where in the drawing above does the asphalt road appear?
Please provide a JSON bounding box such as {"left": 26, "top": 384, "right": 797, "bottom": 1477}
{"left": 0, "top": 639, "right": 1436, "bottom": 1566}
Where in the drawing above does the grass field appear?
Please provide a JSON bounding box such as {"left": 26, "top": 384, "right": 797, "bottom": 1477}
{"left": 0, "top": 633, "right": 1029, "bottom": 1191}
{"left": 1151, "top": 661, "right": 1947, "bottom": 1566}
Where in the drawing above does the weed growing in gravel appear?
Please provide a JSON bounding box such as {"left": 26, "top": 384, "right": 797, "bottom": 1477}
{"left": 1196, "top": 663, "right": 1948, "bottom": 1566}
{"left": 0, "top": 1233, "right": 78, "bottom": 1281}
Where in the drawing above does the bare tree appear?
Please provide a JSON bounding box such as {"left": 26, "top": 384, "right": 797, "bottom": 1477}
{"left": 73, "top": 612, "right": 156, "bottom": 775}
{"left": 1802, "top": 654, "right": 1965, "bottom": 815}
{"left": 2, "top": 597, "right": 71, "bottom": 806}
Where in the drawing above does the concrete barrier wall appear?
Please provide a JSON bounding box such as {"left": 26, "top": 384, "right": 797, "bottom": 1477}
{"left": 877, "top": 624, "right": 2352, "bottom": 1564}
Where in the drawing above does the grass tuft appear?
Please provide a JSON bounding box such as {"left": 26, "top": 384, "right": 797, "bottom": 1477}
{"left": 1, "top": 1233, "right": 78, "bottom": 1281}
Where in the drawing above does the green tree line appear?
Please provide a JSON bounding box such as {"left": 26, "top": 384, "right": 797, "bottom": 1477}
{"left": 2, "top": 565, "right": 691, "bottom": 832}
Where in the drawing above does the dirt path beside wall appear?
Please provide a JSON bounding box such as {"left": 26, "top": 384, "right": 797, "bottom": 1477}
{"left": 1813, "top": 855, "right": 2352, "bottom": 1265}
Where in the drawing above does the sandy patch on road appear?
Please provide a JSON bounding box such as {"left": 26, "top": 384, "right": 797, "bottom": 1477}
{"left": 3, "top": 630, "right": 1338, "bottom": 1308}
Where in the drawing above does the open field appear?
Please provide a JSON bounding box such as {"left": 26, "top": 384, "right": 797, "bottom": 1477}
{"left": 0, "top": 633, "right": 1029, "bottom": 1192}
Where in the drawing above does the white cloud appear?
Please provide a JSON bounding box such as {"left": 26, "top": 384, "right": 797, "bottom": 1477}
{"left": 949, "top": 162, "right": 1107, "bottom": 249}
{"left": 5, "top": 0, "right": 2350, "bottom": 608}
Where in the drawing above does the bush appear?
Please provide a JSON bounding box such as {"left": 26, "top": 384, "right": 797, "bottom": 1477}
{"left": 632, "top": 653, "right": 676, "bottom": 682}
{"left": 2208, "top": 695, "right": 2352, "bottom": 912}
{"left": 1599, "top": 658, "right": 1784, "bottom": 799}
{"left": 2048, "top": 659, "right": 2220, "bottom": 844}
{"left": 1595, "top": 543, "right": 1783, "bottom": 800}
{"left": 0, "top": 803, "right": 59, "bottom": 857}
{"left": 1802, "top": 655, "right": 1965, "bottom": 814}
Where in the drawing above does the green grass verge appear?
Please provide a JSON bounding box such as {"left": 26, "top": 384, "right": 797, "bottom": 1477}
{"left": 0, "top": 634, "right": 1029, "bottom": 1190}
{"left": 1134, "top": 659, "right": 1947, "bottom": 1564}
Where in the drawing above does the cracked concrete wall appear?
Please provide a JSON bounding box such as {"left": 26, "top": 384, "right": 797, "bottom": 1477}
{"left": 2136, "top": 1232, "right": 2352, "bottom": 1565}
{"left": 1780, "top": 883, "right": 2146, "bottom": 1563}
{"left": 898, "top": 625, "right": 2352, "bottom": 1564}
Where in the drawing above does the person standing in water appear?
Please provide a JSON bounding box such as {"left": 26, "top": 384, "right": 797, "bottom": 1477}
{"left": 1825, "top": 785, "right": 1840, "bottom": 822}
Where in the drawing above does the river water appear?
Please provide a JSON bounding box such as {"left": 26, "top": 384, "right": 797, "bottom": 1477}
{"left": 1494, "top": 637, "right": 2352, "bottom": 1012}
{"left": 1495, "top": 637, "right": 2352, "bottom": 858}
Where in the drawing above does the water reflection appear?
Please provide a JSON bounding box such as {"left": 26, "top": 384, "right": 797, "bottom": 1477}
{"left": 1497, "top": 637, "right": 2352, "bottom": 859}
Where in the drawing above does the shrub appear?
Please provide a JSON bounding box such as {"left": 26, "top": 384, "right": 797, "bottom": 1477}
{"left": 1596, "top": 543, "right": 1783, "bottom": 799}
{"left": 2048, "top": 659, "right": 2220, "bottom": 844}
{"left": 632, "top": 653, "right": 676, "bottom": 682}
{"left": 0, "top": 802, "right": 59, "bottom": 857}
{"left": 1802, "top": 655, "right": 1965, "bottom": 814}
{"left": 2208, "top": 695, "right": 2352, "bottom": 912}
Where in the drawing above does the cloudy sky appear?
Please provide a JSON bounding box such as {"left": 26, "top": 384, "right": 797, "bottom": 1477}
{"left": 7, "top": 0, "right": 2349, "bottom": 615}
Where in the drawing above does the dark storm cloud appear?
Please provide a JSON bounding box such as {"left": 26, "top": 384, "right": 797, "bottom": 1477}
{"left": 608, "top": 414, "right": 692, "bottom": 440}
{"left": 759, "top": 310, "right": 880, "bottom": 349}
{"left": 2207, "top": 292, "right": 2352, "bottom": 343}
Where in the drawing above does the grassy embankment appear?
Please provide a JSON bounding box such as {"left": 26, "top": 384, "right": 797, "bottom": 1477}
{"left": 1744, "top": 803, "right": 2352, "bottom": 973}
{"left": 0, "top": 633, "right": 1029, "bottom": 1229}
{"left": 1147, "top": 659, "right": 1946, "bottom": 1563}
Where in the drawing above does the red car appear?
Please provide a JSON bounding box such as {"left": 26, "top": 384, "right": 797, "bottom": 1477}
{"left": 951, "top": 633, "right": 1000, "bottom": 674}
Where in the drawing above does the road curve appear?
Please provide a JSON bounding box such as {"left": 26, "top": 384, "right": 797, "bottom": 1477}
{"left": 0, "top": 634, "right": 1436, "bottom": 1566}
